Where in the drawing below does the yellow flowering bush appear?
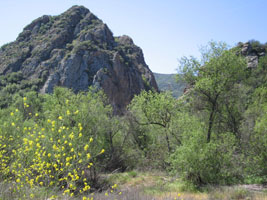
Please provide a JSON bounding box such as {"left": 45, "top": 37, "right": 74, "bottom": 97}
{"left": 0, "top": 87, "right": 115, "bottom": 198}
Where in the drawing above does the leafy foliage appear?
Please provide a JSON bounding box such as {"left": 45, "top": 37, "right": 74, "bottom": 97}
{"left": 170, "top": 131, "right": 242, "bottom": 185}
{"left": 178, "top": 41, "right": 247, "bottom": 142}
{"left": 170, "top": 41, "right": 266, "bottom": 186}
{"left": 127, "top": 91, "right": 179, "bottom": 168}
{"left": 0, "top": 88, "right": 121, "bottom": 199}
{"left": 0, "top": 41, "right": 266, "bottom": 198}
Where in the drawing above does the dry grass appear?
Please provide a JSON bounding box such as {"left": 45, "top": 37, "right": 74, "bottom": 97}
{"left": 0, "top": 172, "right": 266, "bottom": 200}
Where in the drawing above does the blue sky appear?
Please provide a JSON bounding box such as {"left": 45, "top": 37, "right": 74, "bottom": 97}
{"left": 0, "top": 0, "right": 267, "bottom": 74}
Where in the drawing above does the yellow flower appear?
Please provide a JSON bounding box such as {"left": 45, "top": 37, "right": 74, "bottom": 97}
{"left": 64, "top": 189, "right": 70, "bottom": 194}
{"left": 87, "top": 153, "right": 91, "bottom": 159}
{"left": 53, "top": 144, "right": 57, "bottom": 150}
{"left": 84, "top": 144, "right": 89, "bottom": 151}
{"left": 79, "top": 133, "right": 82, "bottom": 137}
{"left": 10, "top": 112, "right": 14, "bottom": 116}
{"left": 99, "top": 149, "right": 105, "bottom": 154}
{"left": 35, "top": 113, "right": 39, "bottom": 117}
{"left": 89, "top": 137, "right": 93, "bottom": 143}
{"left": 36, "top": 143, "right": 41, "bottom": 148}
{"left": 58, "top": 116, "right": 63, "bottom": 120}
{"left": 11, "top": 122, "right": 15, "bottom": 126}
{"left": 87, "top": 162, "right": 93, "bottom": 168}
{"left": 16, "top": 178, "right": 20, "bottom": 183}
{"left": 69, "top": 133, "right": 74, "bottom": 140}
{"left": 49, "top": 195, "right": 56, "bottom": 199}
{"left": 23, "top": 97, "right": 27, "bottom": 101}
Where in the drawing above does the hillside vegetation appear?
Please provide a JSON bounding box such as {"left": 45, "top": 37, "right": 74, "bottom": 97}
{"left": 153, "top": 73, "right": 185, "bottom": 98}
{"left": 0, "top": 38, "right": 266, "bottom": 199}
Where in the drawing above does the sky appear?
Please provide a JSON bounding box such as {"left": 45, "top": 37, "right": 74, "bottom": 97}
{"left": 0, "top": 0, "right": 267, "bottom": 74}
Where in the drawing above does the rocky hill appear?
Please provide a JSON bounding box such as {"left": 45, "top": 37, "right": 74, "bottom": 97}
{"left": 0, "top": 5, "right": 158, "bottom": 113}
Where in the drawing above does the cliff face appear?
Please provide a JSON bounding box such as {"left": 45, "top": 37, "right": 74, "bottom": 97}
{"left": 0, "top": 5, "right": 158, "bottom": 113}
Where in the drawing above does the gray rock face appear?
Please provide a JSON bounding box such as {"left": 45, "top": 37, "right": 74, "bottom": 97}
{"left": 0, "top": 5, "right": 158, "bottom": 113}
{"left": 240, "top": 42, "right": 265, "bottom": 68}
{"left": 246, "top": 55, "right": 258, "bottom": 68}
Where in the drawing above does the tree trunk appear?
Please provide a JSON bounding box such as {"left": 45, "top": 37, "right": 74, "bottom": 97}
{"left": 207, "top": 104, "right": 216, "bottom": 143}
{"left": 165, "top": 131, "right": 171, "bottom": 153}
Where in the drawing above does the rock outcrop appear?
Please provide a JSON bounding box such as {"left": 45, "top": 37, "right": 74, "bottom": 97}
{"left": 239, "top": 42, "right": 266, "bottom": 68}
{"left": 0, "top": 6, "right": 158, "bottom": 113}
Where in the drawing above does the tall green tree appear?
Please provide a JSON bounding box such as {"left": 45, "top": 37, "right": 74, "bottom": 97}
{"left": 178, "top": 41, "right": 247, "bottom": 142}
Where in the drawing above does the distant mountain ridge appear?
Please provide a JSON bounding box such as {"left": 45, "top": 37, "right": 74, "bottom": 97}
{"left": 0, "top": 5, "right": 158, "bottom": 113}
{"left": 153, "top": 73, "right": 185, "bottom": 98}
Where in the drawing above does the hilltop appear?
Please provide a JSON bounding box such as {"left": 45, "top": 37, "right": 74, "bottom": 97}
{"left": 0, "top": 5, "right": 158, "bottom": 113}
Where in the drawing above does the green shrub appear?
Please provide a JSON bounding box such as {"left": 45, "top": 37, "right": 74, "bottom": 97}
{"left": 169, "top": 131, "right": 242, "bottom": 186}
